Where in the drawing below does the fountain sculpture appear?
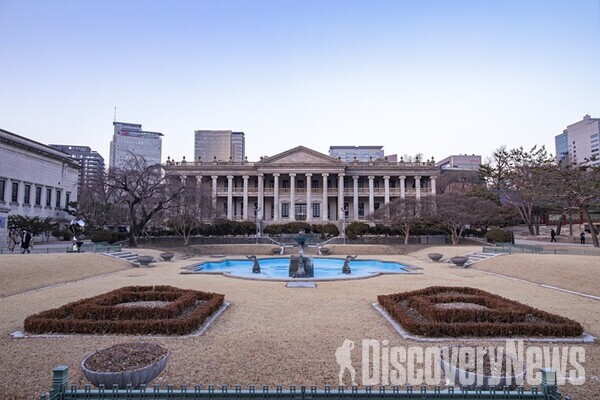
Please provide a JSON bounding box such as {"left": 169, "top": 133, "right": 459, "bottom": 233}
{"left": 288, "top": 231, "right": 315, "bottom": 278}
{"left": 342, "top": 255, "right": 357, "bottom": 274}
{"left": 69, "top": 219, "right": 86, "bottom": 252}
{"left": 246, "top": 255, "right": 261, "bottom": 273}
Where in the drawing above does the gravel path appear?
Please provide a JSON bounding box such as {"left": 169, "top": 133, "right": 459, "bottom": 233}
{"left": 0, "top": 246, "right": 598, "bottom": 399}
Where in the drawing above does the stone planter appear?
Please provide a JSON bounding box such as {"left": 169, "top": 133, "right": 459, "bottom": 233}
{"left": 159, "top": 252, "right": 174, "bottom": 261}
{"left": 81, "top": 343, "right": 170, "bottom": 389}
{"left": 137, "top": 255, "right": 154, "bottom": 266}
{"left": 440, "top": 351, "right": 525, "bottom": 389}
{"left": 450, "top": 256, "right": 469, "bottom": 267}
{"left": 428, "top": 253, "right": 443, "bottom": 262}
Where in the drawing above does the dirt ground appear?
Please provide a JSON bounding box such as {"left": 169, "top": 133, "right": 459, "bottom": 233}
{"left": 0, "top": 246, "right": 598, "bottom": 399}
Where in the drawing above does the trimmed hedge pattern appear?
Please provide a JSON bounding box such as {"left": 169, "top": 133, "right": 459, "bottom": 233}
{"left": 24, "top": 286, "right": 225, "bottom": 335}
{"left": 378, "top": 286, "right": 584, "bottom": 338}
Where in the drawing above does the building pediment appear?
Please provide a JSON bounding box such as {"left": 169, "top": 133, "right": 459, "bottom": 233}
{"left": 257, "top": 146, "right": 342, "bottom": 165}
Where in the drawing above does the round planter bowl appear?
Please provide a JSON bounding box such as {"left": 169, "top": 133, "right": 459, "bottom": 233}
{"left": 440, "top": 355, "right": 526, "bottom": 389}
{"left": 81, "top": 344, "right": 170, "bottom": 389}
{"left": 159, "top": 252, "right": 174, "bottom": 261}
{"left": 428, "top": 253, "right": 443, "bottom": 262}
{"left": 450, "top": 256, "right": 469, "bottom": 267}
{"left": 137, "top": 256, "right": 154, "bottom": 266}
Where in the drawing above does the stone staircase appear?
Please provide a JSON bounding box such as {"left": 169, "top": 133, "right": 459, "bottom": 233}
{"left": 463, "top": 251, "right": 503, "bottom": 266}
{"left": 104, "top": 250, "right": 141, "bottom": 266}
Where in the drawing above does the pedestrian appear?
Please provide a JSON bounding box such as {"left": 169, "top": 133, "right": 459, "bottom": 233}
{"left": 580, "top": 231, "right": 585, "bottom": 245}
{"left": 7, "top": 230, "right": 17, "bottom": 253}
{"left": 550, "top": 229, "right": 557, "bottom": 242}
{"left": 21, "top": 230, "right": 32, "bottom": 254}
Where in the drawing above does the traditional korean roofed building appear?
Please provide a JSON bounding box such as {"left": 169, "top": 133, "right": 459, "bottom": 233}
{"left": 163, "top": 145, "right": 438, "bottom": 225}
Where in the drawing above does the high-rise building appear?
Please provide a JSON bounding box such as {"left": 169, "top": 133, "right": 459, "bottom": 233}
{"left": 110, "top": 122, "right": 163, "bottom": 169}
{"left": 194, "top": 130, "right": 245, "bottom": 162}
{"left": 555, "top": 115, "right": 600, "bottom": 166}
{"left": 328, "top": 146, "right": 384, "bottom": 162}
{"left": 436, "top": 154, "right": 482, "bottom": 171}
{"left": 49, "top": 145, "right": 105, "bottom": 190}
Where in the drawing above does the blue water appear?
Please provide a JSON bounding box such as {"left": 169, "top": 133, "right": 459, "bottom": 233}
{"left": 192, "top": 257, "right": 413, "bottom": 280}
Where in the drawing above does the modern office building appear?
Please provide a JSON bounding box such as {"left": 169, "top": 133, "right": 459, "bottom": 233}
{"left": 49, "top": 145, "right": 105, "bottom": 191}
{"left": 329, "top": 146, "right": 385, "bottom": 162}
{"left": 194, "top": 130, "right": 245, "bottom": 162}
{"left": 436, "top": 154, "right": 482, "bottom": 171}
{"left": 109, "top": 122, "right": 163, "bottom": 169}
{"left": 0, "top": 128, "right": 79, "bottom": 247}
{"left": 164, "top": 145, "right": 438, "bottom": 224}
{"left": 555, "top": 115, "right": 600, "bottom": 166}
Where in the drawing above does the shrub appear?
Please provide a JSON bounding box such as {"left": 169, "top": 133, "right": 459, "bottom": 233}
{"left": 52, "top": 229, "right": 73, "bottom": 241}
{"left": 485, "top": 228, "right": 512, "bottom": 243}
{"left": 90, "top": 230, "right": 127, "bottom": 244}
{"left": 345, "top": 221, "right": 370, "bottom": 239}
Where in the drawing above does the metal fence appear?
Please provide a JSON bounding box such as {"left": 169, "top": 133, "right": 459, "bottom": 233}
{"left": 0, "top": 243, "right": 122, "bottom": 255}
{"left": 42, "top": 366, "right": 572, "bottom": 400}
{"left": 483, "top": 244, "right": 599, "bottom": 256}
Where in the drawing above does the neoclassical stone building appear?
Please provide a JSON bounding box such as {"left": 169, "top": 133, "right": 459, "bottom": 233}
{"left": 164, "top": 146, "right": 438, "bottom": 225}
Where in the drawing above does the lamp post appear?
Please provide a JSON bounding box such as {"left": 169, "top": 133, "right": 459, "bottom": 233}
{"left": 255, "top": 206, "right": 261, "bottom": 244}
{"left": 341, "top": 207, "right": 348, "bottom": 245}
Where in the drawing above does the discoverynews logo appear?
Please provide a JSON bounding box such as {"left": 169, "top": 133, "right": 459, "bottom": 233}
{"left": 335, "top": 339, "right": 585, "bottom": 387}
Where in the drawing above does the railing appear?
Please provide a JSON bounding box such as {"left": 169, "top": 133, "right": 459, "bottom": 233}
{"left": 0, "top": 243, "right": 122, "bottom": 255}
{"left": 42, "top": 366, "right": 571, "bottom": 400}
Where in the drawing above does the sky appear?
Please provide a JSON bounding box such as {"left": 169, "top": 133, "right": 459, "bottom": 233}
{"left": 1, "top": 0, "right": 599, "bottom": 165}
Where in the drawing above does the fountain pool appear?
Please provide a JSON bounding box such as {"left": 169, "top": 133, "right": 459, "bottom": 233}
{"left": 186, "top": 257, "right": 419, "bottom": 281}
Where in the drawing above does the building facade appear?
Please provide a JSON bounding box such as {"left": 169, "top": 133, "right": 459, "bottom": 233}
{"left": 555, "top": 115, "right": 600, "bottom": 167}
{"left": 194, "top": 130, "right": 245, "bottom": 163}
{"left": 0, "top": 128, "right": 79, "bottom": 247}
{"left": 436, "top": 154, "right": 482, "bottom": 171}
{"left": 49, "top": 145, "right": 105, "bottom": 191}
{"left": 110, "top": 122, "right": 163, "bottom": 169}
{"left": 164, "top": 146, "right": 437, "bottom": 225}
{"left": 329, "top": 146, "right": 384, "bottom": 162}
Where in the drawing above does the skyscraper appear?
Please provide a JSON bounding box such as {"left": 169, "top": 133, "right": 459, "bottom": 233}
{"left": 49, "top": 144, "right": 105, "bottom": 190}
{"left": 555, "top": 115, "right": 600, "bottom": 166}
{"left": 110, "top": 122, "right": 163, "bottom": 169}
{"left": 194, "top": 130, "right": 245, "bottom": 162}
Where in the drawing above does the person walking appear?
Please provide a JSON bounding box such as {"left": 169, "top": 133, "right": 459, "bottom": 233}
{"left": 580, "top": 231, "right": 586, "bottom": 245}
{"left": 550, "top": 229, "right": 557, "bottom": 242}
{"left": 21, "top": 230, "right": 32, "bottom": 254}
{"left": 7, "top": 230, "right": 17, "bottom": 253}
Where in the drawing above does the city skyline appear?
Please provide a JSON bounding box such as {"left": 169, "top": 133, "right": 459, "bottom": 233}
{"left": 1, "top": 0, "right": 599, "bottom": 164}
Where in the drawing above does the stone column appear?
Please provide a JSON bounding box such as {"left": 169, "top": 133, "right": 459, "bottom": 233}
{"left": 383, "top": 175, "right": 390, "bottom": 204}
{"left": 415, "top": 175, "right": 421, "bottom": 200}
{"left": 430, "top": 176, "right": 437, "bottom": 195}
{"left": 353, "top": 175, "right": 359, "bottom": 220}
{"left": 399, "top": 175, "right": 406, "bottom": 199}
{"left": 211, "top": 175, "right": 218, "bottom": 215}
{"left": 338, "top": 173, "right": 344, "bottom": 220}
{"left": 305, "top": 173, "right": 312, "bottom": 222}
{"left": 242, "top": 175, "right": 249, "bottom": 220}
{"left": 257, "top": 173, "right": 264, "bottom": 220}
{"left": 368, "top": 175, "right": 375, "bottom": 214}
{"left": 289, "top": 173, "right": 296, "bottom": 221}
{"left": 227, "top": 175, "right": 233, "bottom": 220}
{"left": 273, "top": 173, "right": 280, "bottom": 221}
{"left": 322, "top": 173, "right": 329, "bottom": 221}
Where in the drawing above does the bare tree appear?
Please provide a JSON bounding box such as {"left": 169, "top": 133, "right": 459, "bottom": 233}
{"left": 369, "top": 197, "right": 421, "bottom": 244}
{"left": 107, "top": 154, "right": 185, "bottom": 247}
{"left": 69, "top": 182, "right": 127, "bottom": 230}
{"left": 166, "top": 180, "right": 214, "bottom": 245}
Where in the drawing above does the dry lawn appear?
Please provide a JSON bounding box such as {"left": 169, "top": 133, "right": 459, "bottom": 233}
{"left": 0, "top": 246, "right": 599, "bottom": 400}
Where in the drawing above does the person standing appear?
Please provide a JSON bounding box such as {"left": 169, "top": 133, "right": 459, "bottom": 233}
{"left": 21, "top": 230, "right": 32, "bottom": 254}
{"left": 7, "top": 230, "right": 17, "bottom": 253}
{"left": 580, "top": 231, "right": 586, "bottom": 245}
{"left": 550, "top": 229, "right": 557, "bottom": 242}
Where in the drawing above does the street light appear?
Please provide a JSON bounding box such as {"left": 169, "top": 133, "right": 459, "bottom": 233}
{"left": 255, "top": 206, "right": 261, "bottom": 244}
{"left": 341, "top": 207, "right": 348, "bottom": 245}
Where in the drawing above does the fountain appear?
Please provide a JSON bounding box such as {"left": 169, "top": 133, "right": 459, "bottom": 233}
{"left": 69, "top": 219, "right": 86, "bottom": 252}
{"left": 246, "top": 255, "right": 261, "bottom": 273}
{"left": 342, "top": 255, "right": 357, "bottom": 274}
{"left": 287, "top": 231, "right": 317, "bottom": 278}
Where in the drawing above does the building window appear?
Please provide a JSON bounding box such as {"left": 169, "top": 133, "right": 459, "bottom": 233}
{"left": 295, "top": 204, "right": 307, "bottom": 220}
{"left": 374, "top": 202, "right": 380, "bottom": 210}
{"left": 312, "top": 203, "right": 320, "bottom": 218}
{"left": 358, "top": 202, "right": 365, "bottom": 217}
{"left": 373, "top": 180, "right": 380, "bottom": 189}
{"left": 24, "top": 184, "right": 31, "bottom": 205}
{"left": 311, "top": 179, "right": 319, "bottom": 189}
{"left": 11, "top": 182, "right": 19, "bottom": 203}
{"left": 66, "top": 192, "right": 71, "bottom": 207}
{"left": 282, "top": 180, "right": 289, "bottom": 189}
{"left": 390, "top": 180, "right": 396, "bottom": 188}
{"left": 297, "top": 179, "right": 305, "bottom": 189}
{"left": 358, "top": 179, "right": 364, "bottom": 189}
{"left": 223, "top": 201, "right": 227, "bottom": 216}
{"left": 35, "top": 187, "right": 42, "bottom": 206}
{"left": 56, "top": 190, "right": 62, "bottom": 208}
{"left": 0, "top": 179, "right": 5, "bottom": 202}
{"left": 281, "top": 203, "right": 289, "bottom": 218}
{"left": 46, "top": 188, "right": 52, "bottom": 207}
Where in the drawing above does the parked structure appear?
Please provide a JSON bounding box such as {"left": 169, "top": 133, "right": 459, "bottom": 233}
{"left": 0, "top": 128, "right": 79, "bottom": 246}
{"left": 109, "top": 122, "right": 163, "bottom": 169}
{"left": 164, "top": 146, "right": 437, "bottom": 225}
{"left": 49, "top": 144, "right": 105, "bottom": 191}
{"left": 555, "top": 114, "right": 600, "bottom": 166}
{"left": 194, "top": 130, "right": 245, "bottom": 163}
